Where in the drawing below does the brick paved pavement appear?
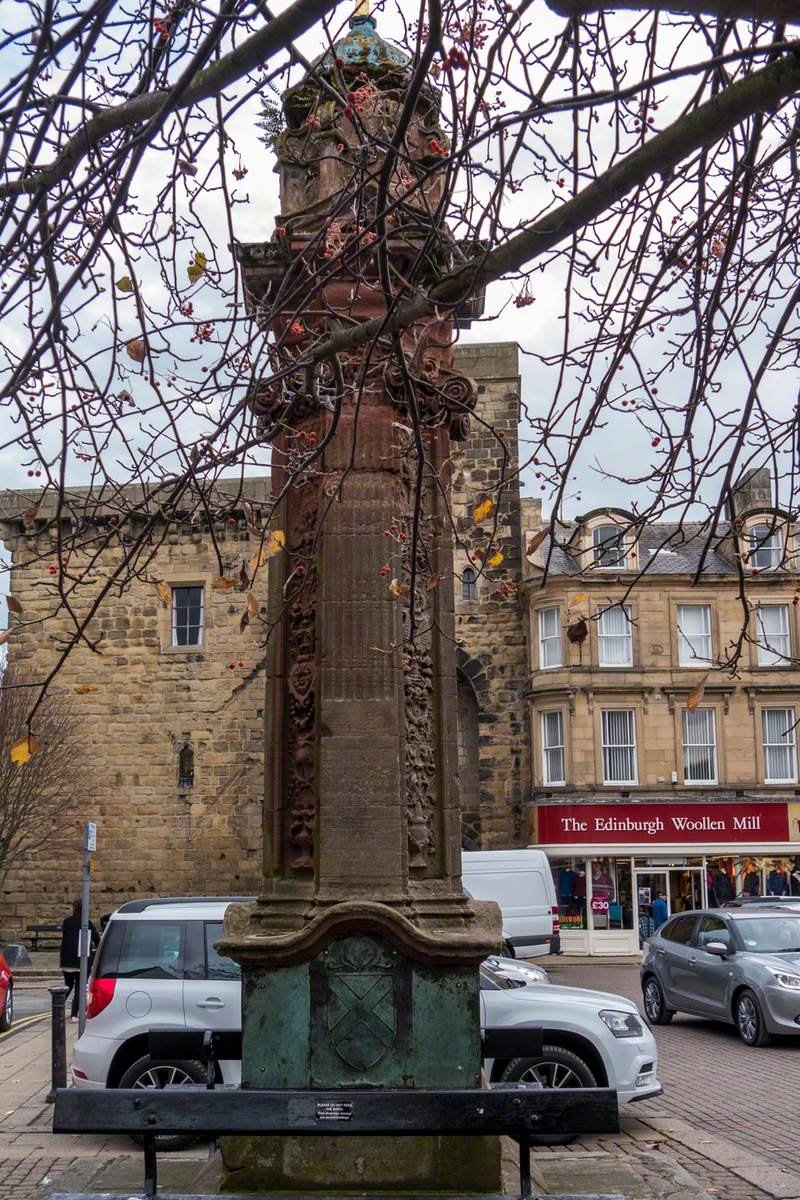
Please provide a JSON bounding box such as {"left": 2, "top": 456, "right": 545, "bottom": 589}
{"left": 548, "top": 959, "right": 800, "bottom": 1180}
{"left": 0, "top": 996, "right": 792, "bottom": 1200}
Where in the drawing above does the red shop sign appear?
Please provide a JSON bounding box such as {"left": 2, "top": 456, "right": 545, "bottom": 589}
{"left": 590, "top": 897, "right": 609, "bottom": 914}
{"left": 537, "top": 801, "right": 790, "bottom": 845}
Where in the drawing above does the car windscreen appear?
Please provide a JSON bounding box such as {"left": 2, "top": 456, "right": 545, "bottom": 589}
{"left": 479, "top": 964, "right": 525, "bottom": 990}
{"left": 734, "top": 915, "right": 800, "bottom": 953}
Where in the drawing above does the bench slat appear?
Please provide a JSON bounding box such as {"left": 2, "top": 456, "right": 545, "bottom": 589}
{"left": 51, "top": 1194, "right": 625, "bottom": 1200}
{"left": 53, "top": 1086, "right": 618, "bottom": 1138}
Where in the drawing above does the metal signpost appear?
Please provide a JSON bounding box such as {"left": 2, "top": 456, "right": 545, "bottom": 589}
{"left": 77, "top": 821, "right": 96, "bottom": 1036}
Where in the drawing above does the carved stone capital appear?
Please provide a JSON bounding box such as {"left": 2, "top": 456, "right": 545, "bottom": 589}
{"left": 219, "top": 896, "right": 503, "bottom": 969}
{"left": 383, "top": 357, "right": 477, "bottom": 441}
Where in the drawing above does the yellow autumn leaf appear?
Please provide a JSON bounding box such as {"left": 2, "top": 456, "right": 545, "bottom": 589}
{"left": 187, "top": 250, "right": 208, "bottom": 284}
{"left": 154, "top": 580, "right": 171, "bottom": 608}
{"left": 389, "top": 577, "right": 408, "bottom": 598}
{"left": 117, "top": 276, "right": 134, "bottom": 293}
{"left": 247, "top": 592, "right": 259, "bottom": 619}
{"left": 73, "top": 685, "right": 99, "bottom": 694}
{"left": 249, "top": 531, "right": 285, "bottom": 574}
{"left": 473, "top": 498, "right": 494, "bottom": 524}
{"left": 212, "top": 576, "right": 235, "bottom": 591}
{"left": 10, "top": 734, "right": 38, "bottom": 766}
{"left": 571, "top": 593, "right": 588, "bottom": 605}
{"left": 487, "top": 550, "right": 504, "bottom": 568}
{"left": 687, "top": 672, "right": 709, "bottom": 712}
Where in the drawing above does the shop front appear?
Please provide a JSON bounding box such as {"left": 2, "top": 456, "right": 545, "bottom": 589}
{"left": 531, "top": 799, "right": 800, "bottom": 956}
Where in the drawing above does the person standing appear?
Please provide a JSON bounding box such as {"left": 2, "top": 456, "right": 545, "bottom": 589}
{"left": 638, "top": 904, "right": 655, "bottom": 948}
{"left": 59, "top": 899, "right": 99, "bottom": 1023}
{"left": 652, "top": 891, "right": 668, "bottom": 929}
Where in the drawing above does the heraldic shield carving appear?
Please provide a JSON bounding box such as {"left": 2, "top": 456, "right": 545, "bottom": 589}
{"left": 309, "top": 934, "right": 410, "bottom": 1077}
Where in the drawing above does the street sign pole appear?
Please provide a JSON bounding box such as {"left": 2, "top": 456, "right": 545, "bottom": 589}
{"left": 77, "top": 821, "right": 96, "bottom": 1036}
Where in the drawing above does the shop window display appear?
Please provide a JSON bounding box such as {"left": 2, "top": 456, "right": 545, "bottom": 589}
{"left": 737, "top": 858, "right": 763, "bottom": 897}
{"left": 590, "top": 857, "right": 633, "bottom": 930}
{"left": 550, "top": 858, "right": 587, "bottom": 930}
{"left": 706, "top": 857, "right": 735, "bottom": 906}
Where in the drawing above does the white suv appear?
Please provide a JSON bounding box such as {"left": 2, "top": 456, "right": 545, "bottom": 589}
{"left": 73, "top": 898, "right": 661, "bottom": 1147}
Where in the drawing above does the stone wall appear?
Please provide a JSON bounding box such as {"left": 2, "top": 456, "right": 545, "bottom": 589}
{"left": 0, "top": 488, "right": 270, "bottom": 938}
{"left": 452, "top": 343, "right": 535, "bottom": 848}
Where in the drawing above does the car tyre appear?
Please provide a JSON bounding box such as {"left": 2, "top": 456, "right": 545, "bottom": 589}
{"left": 501, "top": 939, "right": 516, "bottom": 959}
{"left": 642, "top": 976, "right": 674, "bottom": 1025}
{"left": 499, "top": 1046, "right": 598, "bottom": 1145}
{"left": 735, "top": 988, "right": 772, "bottom": 1047}
{"left": 0, "top": 985, "right": 12, "bottom": 1032}
{"left": 118, "top": 1055, "right": 207, "bottom": 1151}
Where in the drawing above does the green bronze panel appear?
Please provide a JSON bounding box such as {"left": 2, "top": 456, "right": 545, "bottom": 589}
{"left": 412, "top": 964, "right": 482, "bottom": 1089}
{"left": 241, "top": 962, "right": 309, "bottom": 1088}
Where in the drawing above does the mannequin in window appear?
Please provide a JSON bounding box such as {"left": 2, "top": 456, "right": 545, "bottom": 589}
{"left": 767, "top": 860, "right": 789, "bottom": 896}
{"left": 790, "top": 858, "right": 800, "bottom": 897}
{"left": 591, "top": 860, "right": 614, "bottom": 902}
{"left": 742, "top": 861, "right": 760, "bottom": 896}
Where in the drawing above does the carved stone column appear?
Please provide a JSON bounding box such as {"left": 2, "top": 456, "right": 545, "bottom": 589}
{"left": 220, "top": 13, "right": 501, "bottom": 1192}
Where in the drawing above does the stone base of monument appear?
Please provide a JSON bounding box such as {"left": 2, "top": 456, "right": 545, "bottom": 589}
{"left": 218, "top": 931, "right": 502, "bottom": 1194}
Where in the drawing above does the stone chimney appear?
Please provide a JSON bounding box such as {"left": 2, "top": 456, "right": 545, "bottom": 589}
{"left": 732, "top": 467, "right": 773, "bottom": 516}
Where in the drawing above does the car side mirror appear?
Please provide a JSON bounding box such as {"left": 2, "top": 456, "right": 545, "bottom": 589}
{"left": 706, "top": 941, "right": 730, "bottom": 958}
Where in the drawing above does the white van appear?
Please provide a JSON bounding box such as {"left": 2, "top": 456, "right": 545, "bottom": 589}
{"left": 462, "top": 849, "right": 560, "bottom": 958}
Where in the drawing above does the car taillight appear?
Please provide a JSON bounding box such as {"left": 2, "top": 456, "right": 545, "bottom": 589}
{"left": 87, "top": 977, "right": 116, "bottom": 1019}
{"left": 552, "top": 906, "right": 560, "bottom": 935}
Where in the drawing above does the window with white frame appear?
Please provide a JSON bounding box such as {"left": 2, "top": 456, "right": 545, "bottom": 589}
{"left": 538, "top": 607, "right": 561, "bottom": 669}
{"left": 682, "top": 708, "right": 717, "bottom": 784}
{"left": 601, "top": 709, "right": 637, "bottom": 784}
{"left": 762, "top": 707, "right": 797, "bottom": 783}
{"left": 755, "top": 603, "right": 791, "bottom": 666}
{"left": 748, "top": 523, "right": 782, "bottom": 570}
{"left": 677, "top": 604, "right": 712, "bottom": 666}
{"left": 172, "top": 585, "right": 204, "bottom": 646}
{"left": 598, "top": 604, "right": 633, "bottom": 666}
{"left": 592, "top": 524, "right": 626, "bottom": 568}
{"left": 541, "top": 710, "right": 565, "bottom": 785}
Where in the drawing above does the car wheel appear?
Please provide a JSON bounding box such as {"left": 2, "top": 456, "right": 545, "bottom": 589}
{"left": 642, "top": 976, "right": 674, "bottom": 1025}
{"left": 0, "top": 986, "right": 12, "bottom": 1032}
{"left": 735, "top": 989, "right": 772, "bottom": 1047}
{"left": 501, "top": 939, "right": 516, "bottom": 959}
{"left": 118, "top": 1055, "right": 207, "bottom": 1151}
{"left": 499, "top": 1046, "right": 597, "bottom": 1146}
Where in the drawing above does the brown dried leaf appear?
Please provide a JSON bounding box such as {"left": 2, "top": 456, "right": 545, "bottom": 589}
{"left": 126, "top": 338, "right": 146, "bottom": 363}
{"left": 249, "top": 530, "right": 285, "bottom": 575}
{"left": 425, "top": 573, "right": 442, "bottom": 592}
{"left": 178, "top": 160, "right": 198, "bottom": 177}
{"left": 239, "top": 562, "right": 250, "bottom": 591}
{"left": 212, "top": 576, "right": 235, "bottom": 591}
{"left": 389, "top": 577, "right": 408, "bottom": 598}
{"left": 687, "top": 672, "right": 709, "bottom": 712}
{"left": 440, "top": 458, "right": 456, "bottom": 487}
{"left": 6, "top": 596, "right": 22, "bottom": 615}
{"left": 247, "top": 592, "right": 259, "bottom": 619}
{"left": 526, "top": 529, "right": 547, "bottom": 556}
{"left": 240, "top": 608, "right": 250, "bottom": 634}
{"left": 473, "top": 497, "right": 494, "bottom": 524}
{"left": 22, "top": 502, "right": 40, "bottom": 523}
{"left": 154, "top": 581, "right": 171, "bottom": 609}
{"left": 243, "top": 500, "right": 256, "bottom": 528}
{"left": 74, "top": 685, "right": 99, "bottom": 694}
{"left": 566, "top": 617, "right": 588, "bottom": 645}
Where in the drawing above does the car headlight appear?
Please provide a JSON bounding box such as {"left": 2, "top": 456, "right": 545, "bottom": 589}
{"left": 768, "top": 970, "right": 800, "bottom": 990}
{"left": 598, "top": 1009, "right": 644, "bottom": 1038}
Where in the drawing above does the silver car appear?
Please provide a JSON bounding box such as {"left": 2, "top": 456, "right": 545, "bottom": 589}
{"left": 641, "top": 907, "right": 800, "bottom": 1046}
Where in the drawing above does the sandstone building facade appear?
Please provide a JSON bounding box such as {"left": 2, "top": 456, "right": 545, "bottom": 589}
{"left": 523, "top": 469, "right": 800, "bottom": 954}
{"left": 0, "top": 342, "right": 532, "bottom": 936}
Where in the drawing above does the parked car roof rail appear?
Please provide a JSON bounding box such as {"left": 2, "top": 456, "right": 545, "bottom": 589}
{"left": 115, "top": 896, "right": 256, "bottom": 913}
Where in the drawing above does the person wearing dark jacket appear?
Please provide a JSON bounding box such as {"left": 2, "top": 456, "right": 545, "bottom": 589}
{"left": 59, "top": 899, "right": 99, "bottom": 1022}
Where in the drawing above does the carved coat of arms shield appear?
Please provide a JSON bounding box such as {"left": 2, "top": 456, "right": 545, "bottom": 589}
{"left": 325, "top": 937, "right": 397, "bottom": 1071}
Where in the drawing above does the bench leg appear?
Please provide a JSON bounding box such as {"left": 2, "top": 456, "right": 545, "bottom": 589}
{"left": 518, "top": 1137, "right": 532, "bottom": 1198}
{"left": 143, "top": 1132, "right": 157, "bottom": 1199}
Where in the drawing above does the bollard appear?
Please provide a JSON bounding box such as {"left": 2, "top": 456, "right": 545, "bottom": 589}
{"left": 46, "top": 985, "right": 69, "bottom": 1103}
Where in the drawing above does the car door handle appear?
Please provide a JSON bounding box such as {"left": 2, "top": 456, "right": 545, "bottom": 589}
{"left": 688, "top": 957, "right": 696, "bottom": 964}
{"left": 195, "top": 999, "right": 225, "bottom": 1009}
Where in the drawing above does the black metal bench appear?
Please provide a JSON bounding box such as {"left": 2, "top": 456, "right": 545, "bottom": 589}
{"left": 26, "top": 923, "right": 61, "bottom": 951}
{"left": 52, "top": 1083, "right": 620, "bottom": 1200}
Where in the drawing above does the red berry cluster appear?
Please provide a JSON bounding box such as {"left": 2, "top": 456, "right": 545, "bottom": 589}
{"left": 513, "top": 294, "right": 534, "bottom": 308}
{"left": 26, "top": 468, "right": 42, "bottom": 477}
{"left": 190, "top": 322, "right": 213, "bottom": 343}
{"left": 429, "top": 138, "right": 447, "bottom": 157}
{"left": 289, "top": 320, "right": 304, "bottom": 338}
{"left": 383, "top": 520, "right": 407, "bottom": 544}
{"left": 492, "top": 580, "right": 517, "bottom": 600}
{"left": 180, "top": 301, "right": 193, "bottom": 317}
{"left": 444, "top": 45, "right": 469, "bottom": 70}
{"left": 153, "top": 18, "right": 170, "bottom": 38}
{"left": 227, "top": 661, "right": 246, "bottom": 670}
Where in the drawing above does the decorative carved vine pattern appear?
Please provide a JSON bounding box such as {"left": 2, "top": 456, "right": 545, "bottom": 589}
{"left": 383, "top": 352, "right": 477, "bottom": 441}
{"left": 398, "top": 449, "right": 438, "bottom": 872}
{"left": 285, "top": 474, "right": 319, "bottom": 870}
